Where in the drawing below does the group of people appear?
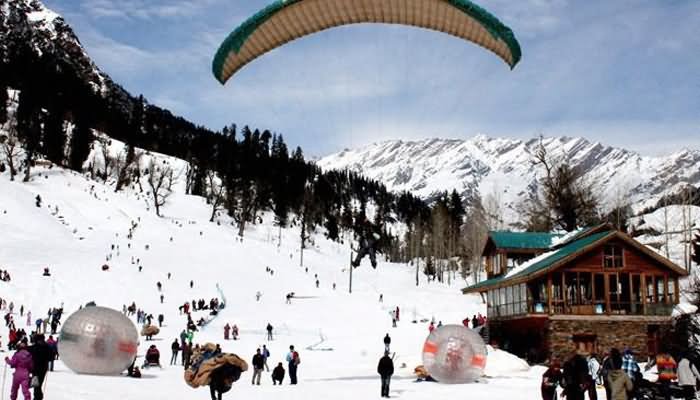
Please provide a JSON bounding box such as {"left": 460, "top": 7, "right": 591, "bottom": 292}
{"left": 223, "top": 323, "right": 239, "bottom": 340}
{"left": 4, "top": 333, "right": 56, "bottom": 400}
{"left": 0, "top": 269, "right": 11, "bottom": 282}
{"left": 541, "top": 346, "right": 700, "bottom": 400}
{"left": 463, "top": 313, "right": 486, "bottom": 329}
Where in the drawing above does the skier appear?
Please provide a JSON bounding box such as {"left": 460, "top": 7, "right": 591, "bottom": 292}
{"left": 383, "top": 334, "right": 391, "bottom": 353}
{"left": 170, "top": 339, "right": 180, "bottom": 365}
{"left": 251, "top": 348, "right": 264, "bottom": 385}
{"left": 272, "top": 362, "right": 285, "bottom": 385}
{"left": 266, "top": 323, "right": 274, "bottom": 341}
{"left": 377, "top": 351, "right": 394, "bottom": 398}
{"left": 4, "top": 339, "right": 32, "bottom": 400}
{"left": 286, "top": 345, "right": 300, "bottom": 384}
{"left": 224, "top": 323, "right": 231, "bottom": 340}
{"left": 262, "top": 345, "right": 270, "bottom": 372}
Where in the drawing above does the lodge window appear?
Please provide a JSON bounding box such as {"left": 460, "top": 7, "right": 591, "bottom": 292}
{"left": 492, "top": 253, "right": 503, "bottom": 275}
{"left": 594, "top": 273, "right": 606, "bottom": 313}
{"left": 603, "top": 245, "right": 624, "bottom": 268}
{"left": 656, "top": 276, "right": 666, "bottom": 303}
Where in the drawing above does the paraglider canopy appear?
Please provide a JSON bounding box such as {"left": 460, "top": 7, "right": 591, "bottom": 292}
{"left": 213, "top": 0, "right": 521, "bottom": 85}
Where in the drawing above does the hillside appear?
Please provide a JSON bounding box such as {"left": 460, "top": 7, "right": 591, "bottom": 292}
{"left": 0, "top": 143, "right": 545, "bottom": 400}
{"left": 318, "top": 136, "right": 700, "bottom": 222}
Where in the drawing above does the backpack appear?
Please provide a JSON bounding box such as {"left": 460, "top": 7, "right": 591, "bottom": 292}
{"left": 293, "top": 351, "right": 300, "bottom": 365}
{"left": 264, "top": 348, "right": 270, "bottom": 358}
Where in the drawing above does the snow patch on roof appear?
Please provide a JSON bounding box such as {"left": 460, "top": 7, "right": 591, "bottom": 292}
{"left": 504, "top": 248, "right": 559, "bottom": 278}
{"left": 550, "top": 228, "right": 586, "bottom": 248}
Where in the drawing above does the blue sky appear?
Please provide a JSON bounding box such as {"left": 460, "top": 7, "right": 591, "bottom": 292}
{"left": 44, "top": 0, "right": 700, "bottom": 157}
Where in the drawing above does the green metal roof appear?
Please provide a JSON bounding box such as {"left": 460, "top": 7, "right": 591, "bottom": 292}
{"left": 489, "top": 231, "right": 561, "bottom": 250}
{"left": 464, "top": 231, "right": 614, "bottom": 293}
{"left": 212, "top": 0, "right": 522, "bottom": 84}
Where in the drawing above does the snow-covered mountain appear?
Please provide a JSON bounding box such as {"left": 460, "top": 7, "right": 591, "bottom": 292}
{"left": 0, "top": 0, "right": 129, "bottom": 102}
{"left": 318, "top": 136, "right": 700, "bottom": 221}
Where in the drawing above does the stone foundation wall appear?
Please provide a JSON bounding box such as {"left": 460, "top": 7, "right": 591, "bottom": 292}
{"left": 546, "top": 318, "right": 671, "bottom": 361}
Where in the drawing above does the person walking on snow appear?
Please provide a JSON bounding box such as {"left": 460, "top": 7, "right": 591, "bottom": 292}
{"left": 262, "top": 345, "right": 270, "bottom": 372}
{"left": 395, "top": 307, "right": 399, "bottom": 322}
{"left": 377, "top": 351, "right": 394, "bottom": 398}
{"left": 28, "top": 333, "right": 52, "bottom": 400}
{"left": 384, "top": 334, "right": 391, "bottom": 353}
{"left": 286, "top": 345, "right": 300, "bottom": 385}
{"left": 25, "top": 312, "right": 31, "bottom": 327}
{"left": 5, "top": 340, "right": 33, "bottom": 400}
{"left": 224, "top": 324, "right": 231, "bottom": 340}
{"left": 428, "top": 322, "right": 435, "bottom": 333}
{"left": 251, "top": 348, "right": 264, "bottom": 385}
{"left": 266, "top": 323, "right": 273, "bottom": 341}
{"left": 170, "top": 339, "right": 180, "bottom": 365}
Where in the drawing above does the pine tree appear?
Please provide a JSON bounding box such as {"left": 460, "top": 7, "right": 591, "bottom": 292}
{"left": 0, "top": 80, "right": 8, "bottom": 126}
{"left": 15, "top": 89, "right": 42, "bottom": 182}
{"left": 44, "top": 108, "right": 66, "bottom": 165}
{"left": 69, "top": 116, "right": 93, "bottom": 171}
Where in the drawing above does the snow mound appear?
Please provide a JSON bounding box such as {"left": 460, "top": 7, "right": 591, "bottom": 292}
{"left": 484, "top": 346, "right": 530, "bottom": 376}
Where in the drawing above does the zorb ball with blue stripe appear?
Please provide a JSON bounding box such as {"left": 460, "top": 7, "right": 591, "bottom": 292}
{"left": 59, "top": 306, "right": 139, "bottom": 375}
{"left": 422, "top": 324, "right": 487, "bottom": 384}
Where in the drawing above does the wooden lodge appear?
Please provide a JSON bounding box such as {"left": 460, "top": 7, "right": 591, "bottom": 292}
{"left": 462, "top": 225, "right": 688, "bottom": 363}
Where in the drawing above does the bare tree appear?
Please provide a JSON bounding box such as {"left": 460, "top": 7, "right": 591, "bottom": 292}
{"left": 146, "top": 159, "right": 175, "bottom": 217}
{"left": 206, "top": 170, "right": 226, "bottom": 222}
{"left": 530, "top": 136, "right": 600, "bottom": 232}
{"left": 0, "top": 122, "right": 21, "bottom": 181}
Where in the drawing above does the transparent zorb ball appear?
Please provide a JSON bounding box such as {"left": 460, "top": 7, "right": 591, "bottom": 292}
{"left": 59, "top": 306, "right": 139, "bottom": 375}
{"left": 422, "top": 324, "right": 487, "bottom": 383}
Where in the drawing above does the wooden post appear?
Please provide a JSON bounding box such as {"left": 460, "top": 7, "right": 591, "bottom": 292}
{"left": 641, "top": 274, "right": 647, "bottom": 315}
{"left": 674, "top": 278, "right": 679, "bottom": 304}
{"left": 547, "top": 274, "right": 553, "bottom": 315}
{"left": 604, "top": 274, "right": 610, "bottom": 315}
{"left": 349, "top": 249, "right": 353, "bottom": 294}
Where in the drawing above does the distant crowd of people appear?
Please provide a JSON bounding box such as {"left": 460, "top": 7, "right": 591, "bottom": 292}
{"left": 541, "top": 345, "right": 700, "bottom": 400}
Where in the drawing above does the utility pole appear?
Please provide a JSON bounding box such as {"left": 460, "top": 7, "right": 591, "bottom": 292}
{"left": 349, "top": 248, "right": 353, "bottom": 294}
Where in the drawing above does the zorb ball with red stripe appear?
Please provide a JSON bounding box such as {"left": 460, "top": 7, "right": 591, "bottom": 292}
{"left": 422, "top": 324, "right": 487, "bottom": 383}
{"left": 59, "top": 306, "right": 139, "bottom": 375}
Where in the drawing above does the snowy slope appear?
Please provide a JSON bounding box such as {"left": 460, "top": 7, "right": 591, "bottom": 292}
{"left": 0, "top": 149, "right": 552, "bottom": 400}
{"left": 318, "top": 136, "right": 700, "bottom": 222}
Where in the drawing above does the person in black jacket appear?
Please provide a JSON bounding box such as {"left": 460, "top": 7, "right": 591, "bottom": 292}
{"left": 272, "top": 362, "right": 285, "bottom": 385}
{"left": 251, "top": 348, "right": 264, "bottom": 385}
{"left": 562, "top": 351, "right": 590, "bottom": 400}
{"left": 383, "top": 334, "right": 391, "bottom": 353}
{"left": 377, "top": 351, "right": 394, "bottom": 398}
{"left": 28, "top": 334, "right": 53, "bottom": 400}
{"left": 170, "top": 339, "right": 180, "bottom": 365}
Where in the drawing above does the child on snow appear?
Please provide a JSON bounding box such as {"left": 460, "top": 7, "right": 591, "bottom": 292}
{"left": 5, "top": 340, "right": 33, "bottom": 400}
